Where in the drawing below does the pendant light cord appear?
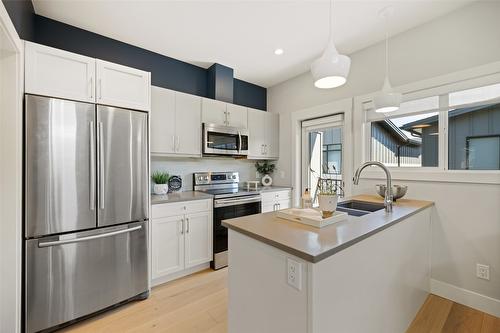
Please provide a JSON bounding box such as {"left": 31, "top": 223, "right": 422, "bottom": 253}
{"left": 328, "top": 0, "right": 333, "bottom": 44}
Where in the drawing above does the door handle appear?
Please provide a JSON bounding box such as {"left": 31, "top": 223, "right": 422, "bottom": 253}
{"left": 89, "top": 121, "right": 96, "bottom": 210}
{"left": 38, "top": 225, "right": 142, "bottom": 248}
{"left": 98, "top": 78, "right": 102, "bottom": 99}
{"left": 186, "top": 218, "right": 190, "bottom": 233}
{"left": 98, "top": 122, "right": 105, "bottom": 210}
{"left": 180, "top": 219, "right": 184, "bottom": 234}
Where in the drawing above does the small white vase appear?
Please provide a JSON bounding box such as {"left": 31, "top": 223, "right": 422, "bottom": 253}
{"left": 153, "top": 183, "right": 169, "bottom": 195}
{"left": 318, "top": 194, "right": 338, "bottom": 218}
{"left": 261, "top": 174, "right": 273, "bottom": 186}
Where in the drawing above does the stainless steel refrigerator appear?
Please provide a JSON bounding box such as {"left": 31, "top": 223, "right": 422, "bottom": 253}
{"left": 24, "top": 94, "right": 149, "bottom": 333}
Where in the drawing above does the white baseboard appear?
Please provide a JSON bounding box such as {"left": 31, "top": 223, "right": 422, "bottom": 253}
{"left": 151, "top": 262, "right": 210, "bottom": 287}
{"left": 430, "top": 279, "right": 500, "bottom": 317}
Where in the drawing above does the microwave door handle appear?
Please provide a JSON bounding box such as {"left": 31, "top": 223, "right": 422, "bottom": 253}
{"left": 238, "top": 131, "right": 242, "bottom": 154}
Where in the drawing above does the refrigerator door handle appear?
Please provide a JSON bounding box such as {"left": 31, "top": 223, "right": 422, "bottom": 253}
{"left": 89, "top": 121, "right": 96, "bottom": 210}
{"left": 98, "top": 122, "right": 105, "bottom": 210}
{"left": 38, "top": 225, "right": 142, "bottom": 248}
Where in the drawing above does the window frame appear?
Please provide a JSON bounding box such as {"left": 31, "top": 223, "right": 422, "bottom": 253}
{"left": 355, "top": 65, "right": 500, "bottom": 185}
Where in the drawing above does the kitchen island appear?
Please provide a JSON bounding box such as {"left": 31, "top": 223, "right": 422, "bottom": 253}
{"left": 223, "top": 195, "right": 434, "bottom": 333}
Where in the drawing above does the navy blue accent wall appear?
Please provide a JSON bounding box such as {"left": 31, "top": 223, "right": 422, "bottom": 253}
{"left": 2, "top": 0, "right": 267, "bottom": 109}
{"left": 234, "top": 79, "right": 267, "bottom": 111}
{"left": 207, "top": 63, "right": 234, "bottom": 103}
{"left": 2, "top": 0, "right": 35, "bottom": 40}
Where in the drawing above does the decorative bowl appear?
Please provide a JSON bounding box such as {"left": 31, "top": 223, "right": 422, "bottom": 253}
{"left": 376, "top": 184, "right": 408, "bottom": 201}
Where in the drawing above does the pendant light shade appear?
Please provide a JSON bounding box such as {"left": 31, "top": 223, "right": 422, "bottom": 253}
{"left": 373, "top": 7, "right": 400, "bottom": 113}
{"left": 373, "top": 77, "right": 402, "bottom": 113}
{"left": 311, "top": 0, "right": 350, "bottom": 89}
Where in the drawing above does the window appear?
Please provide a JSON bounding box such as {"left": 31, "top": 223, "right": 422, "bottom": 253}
{"left": 370, "top": 112, "right": 439, "bottom": 167}
{"left": 466, "top": 136, "right": 500, "bottom": 170}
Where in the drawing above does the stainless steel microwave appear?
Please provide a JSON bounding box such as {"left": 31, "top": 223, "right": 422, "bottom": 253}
{"left": 203, "top": 123, "right": 249, "bottom": 156}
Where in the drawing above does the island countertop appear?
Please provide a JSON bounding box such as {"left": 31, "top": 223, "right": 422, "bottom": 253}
{"left": 222, "top": 194, "right": 434, "bottom": 263}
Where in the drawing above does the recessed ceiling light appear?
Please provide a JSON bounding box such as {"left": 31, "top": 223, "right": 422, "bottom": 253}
{"left": 274, "top": 48, "right": 284, "bottom": 55}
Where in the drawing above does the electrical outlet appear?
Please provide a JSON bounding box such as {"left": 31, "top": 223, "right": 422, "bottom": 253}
{"left": 476, "top": 263, "right": 490, "bottom": 281}
{"left": 287, "top": 258, "right": 302, "bottom": 290}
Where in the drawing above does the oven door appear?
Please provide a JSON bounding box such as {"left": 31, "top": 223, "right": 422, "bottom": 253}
{"left": 212, "top": 196, "right": 261, "bottom": 269}
{"left": 203, "top": 123, "right": 248, "bottom": 156}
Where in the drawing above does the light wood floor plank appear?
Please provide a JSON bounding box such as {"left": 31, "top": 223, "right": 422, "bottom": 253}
{"left": 441, "top": 302, "right": 484, "bottom": 333}
{"left": 481, "top": 313, "right": 500, "bottom": 333}
{"left": 406, "top": 294, "right": 453, "bottom": 333}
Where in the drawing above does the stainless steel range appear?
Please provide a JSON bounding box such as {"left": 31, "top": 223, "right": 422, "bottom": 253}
{"left": 194, "top": 172, "right": 261, "bottom": 269}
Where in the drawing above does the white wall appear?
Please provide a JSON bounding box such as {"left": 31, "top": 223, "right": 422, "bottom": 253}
{"left": 268, "top": 1, "right": 500, "bottom": 316}
{"left": 151, "top": 156, "right": 258, "bottom": 191}
{"left": 269, "top": 1, "right": 500, "bottom": 186}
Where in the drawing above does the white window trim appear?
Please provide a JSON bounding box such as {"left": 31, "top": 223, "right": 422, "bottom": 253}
{"left": 354, "top": 61, "right": 500, "bottom": 185}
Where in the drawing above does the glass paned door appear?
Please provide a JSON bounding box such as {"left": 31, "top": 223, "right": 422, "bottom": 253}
{"left": 302, "top": 115, "right": 344, "bottom": 205}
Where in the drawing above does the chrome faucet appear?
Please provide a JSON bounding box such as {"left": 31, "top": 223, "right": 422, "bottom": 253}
{"left": 353, "top": 161, "right": 393, "bottom": 213}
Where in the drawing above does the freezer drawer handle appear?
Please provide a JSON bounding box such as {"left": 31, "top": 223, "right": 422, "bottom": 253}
{"left": 38, "top": 225, "right": 142, "bottom": 248}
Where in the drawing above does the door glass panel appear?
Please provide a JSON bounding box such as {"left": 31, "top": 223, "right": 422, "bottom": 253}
{"left": 302, "top": 118, "right": 344, "bottom": 205}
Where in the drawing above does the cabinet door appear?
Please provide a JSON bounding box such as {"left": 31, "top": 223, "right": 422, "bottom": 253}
{"left": 247, "top": 108, "right": 267, "bottom": 159}
{"left": 96, "top": 60, "right": 150, "bottom": 111}
{"left": 226, "top": 104, "right": 248, "bottom": 128}
{"left": 152, "top": 216, "right": 185, "bottom": 279}
{"left": 184, "top": 211, "right": 212, "bottom": 268}
{"left": 176, "top": 92, "right": 202, "bottom": 156}
{"left": 202, "top": 98, "right": 227, "bottom": 126}
{"left": 266, "top": 112, "right": 280, "bottom": 159}
{"left": 261, "top": 203, "right": 276, "bottom": 213}
{"left": 151, "top": 87, "right": 176, "bottom": 155}
{"left": 25, "top": 42, "right": 95, "bottom": 103}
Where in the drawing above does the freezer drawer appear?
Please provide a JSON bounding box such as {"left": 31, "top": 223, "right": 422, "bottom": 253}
{"left": 25, "top": 95, "right": 97, "bottom": 238}
{"left": 25, "top": 221, "right": 148, "bottom": 333}
{"left": 97, "top": 105, "right": 148, "bottom": 227}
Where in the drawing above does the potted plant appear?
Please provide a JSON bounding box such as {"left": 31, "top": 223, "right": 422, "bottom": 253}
{"left": 314, "top": 163, "right": 343, "bottom": 218}
{"left": 255, "top": 161, "right": 276, "bottom": 186}
{"left": 152, "top": 171, "right": 170, "bottom": 195}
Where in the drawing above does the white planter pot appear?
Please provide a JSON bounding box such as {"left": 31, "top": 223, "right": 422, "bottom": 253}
{"left": 318, "top": 194, "right": 338, "bottom": 218}
{"left": 153, "top": 183, "right": 169, "bottom": 195}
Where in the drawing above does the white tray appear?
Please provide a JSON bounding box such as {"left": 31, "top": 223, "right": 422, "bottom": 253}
{"left": 276, "top": 208, "right": 348, "bottom": 228}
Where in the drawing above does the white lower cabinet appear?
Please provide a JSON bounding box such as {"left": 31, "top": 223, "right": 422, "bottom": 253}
{"left": 261, "top": 189, "right": 292, "bottom": 213}
{"left": 151, "top": 199, "right": 212, "bottom": 285}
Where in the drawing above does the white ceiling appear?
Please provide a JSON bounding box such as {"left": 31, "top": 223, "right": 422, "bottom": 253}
{"left": 33, "top": 0, "right": 475, "bottom": 88}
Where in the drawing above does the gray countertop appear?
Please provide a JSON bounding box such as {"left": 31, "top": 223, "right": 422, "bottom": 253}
{"left": 151, "top": 191, "right": 213, "bottom": 205}
{"left": 222, "top": 195, "right": 434, "bottom": 263}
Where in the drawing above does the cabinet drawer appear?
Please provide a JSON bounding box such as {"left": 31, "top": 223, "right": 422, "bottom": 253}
{"left": 152, "top": 199, "right": 212, "bottom": 218}
{"left": 261, "top": 190, "right": 291, "bottom": 203}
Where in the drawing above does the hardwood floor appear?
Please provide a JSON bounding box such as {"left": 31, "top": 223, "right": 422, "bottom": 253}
{"left": 61, "top": 269, "right": 499, "bottom": 333}
{"left": 407, "top": 294, "right": 500, "bottom": 333}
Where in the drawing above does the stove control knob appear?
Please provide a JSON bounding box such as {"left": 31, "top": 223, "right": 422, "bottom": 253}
{"left": 203, "top": 176, "right": 209, "bottom": 181}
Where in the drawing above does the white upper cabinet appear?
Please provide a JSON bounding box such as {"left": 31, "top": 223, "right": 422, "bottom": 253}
{"left": 25, "top": 42, "right": 151, "bottom": 111}
{"left": 25, "top": 41, "right": 95, "bottom": 103}
{"left": 151, "top": 86, "right": 176, "bottom": 154}
{"left": 175, "top": 92, "right": 202, "bottom": 156}
{"left": 202, "top": 98, "right": 227, "bottom": 126}
{"left": 226, "top": 103, "right": 248, "bottom": 128}
{"left": 96, "top": 59, "right": 151, "bottom": 111}
{"left": 151, "top": 86, "right": 201, "bottom": 157}
{"left": 248, "top": 108, "right": 279, "bottom": 159}
{"left": 202, "top": 98, "right": 248, "bottom": 128}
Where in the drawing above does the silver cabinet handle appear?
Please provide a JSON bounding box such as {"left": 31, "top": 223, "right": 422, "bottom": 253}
{"left": 38, "top": 225, "right": 142, "bottom": 248}
{"left": 227, "top": 111, "right": 231, "bottom": 126}
{"left": 89, "top": 121, "right": 95, "bottom": 210}
{"left": 176, "top": 135, "right": 180, "bottom": 151}
{"left": 180, "top": 219, "right": 184, "bottom": 234}
{"left": 98, "top": 78, "right": 102, "bottom": 99}
{"left": 186, "top": 218, "right": 190, "bottom": 233}
{"left": 172, "top": 135, "right": 176, "bottom": 151}
{"left": 98, "top": 122, "right": 105, "bottom": 210}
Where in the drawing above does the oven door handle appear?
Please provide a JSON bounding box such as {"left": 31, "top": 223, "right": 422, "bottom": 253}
{"left": 214, "top": 196, "right": 261, "bottom": 208}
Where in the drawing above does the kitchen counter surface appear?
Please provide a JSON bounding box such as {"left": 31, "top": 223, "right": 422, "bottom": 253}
{"left": 222, "top": 194, "right": 433, "bottom": 263}
{"left": 151, "top": 191, "right": 213, "bottom": 205}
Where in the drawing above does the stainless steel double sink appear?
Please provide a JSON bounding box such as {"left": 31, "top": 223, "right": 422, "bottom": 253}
{"left": 336, "top": 200, "right": 385, "bottom": 217}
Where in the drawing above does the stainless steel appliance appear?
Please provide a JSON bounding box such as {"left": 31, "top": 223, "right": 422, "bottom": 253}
{"left": 194, "top": 172, "right": 261, "bottom": 269}
{"left": 24, "top": 95, "right": 149, "bottom": 333}
{"left": 203, "top": 123, "right": 249, "bottom": 156}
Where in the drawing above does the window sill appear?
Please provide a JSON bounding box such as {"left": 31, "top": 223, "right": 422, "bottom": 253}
{"left": 358, "top": 169, "right": 500, "bottom": 185}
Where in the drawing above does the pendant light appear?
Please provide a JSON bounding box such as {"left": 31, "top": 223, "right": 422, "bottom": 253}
{"left": 373, "top": 7, "right": 401, "bottom": 113}
{"left": 311, "top": 0, "right": 350, "bottom": 89}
